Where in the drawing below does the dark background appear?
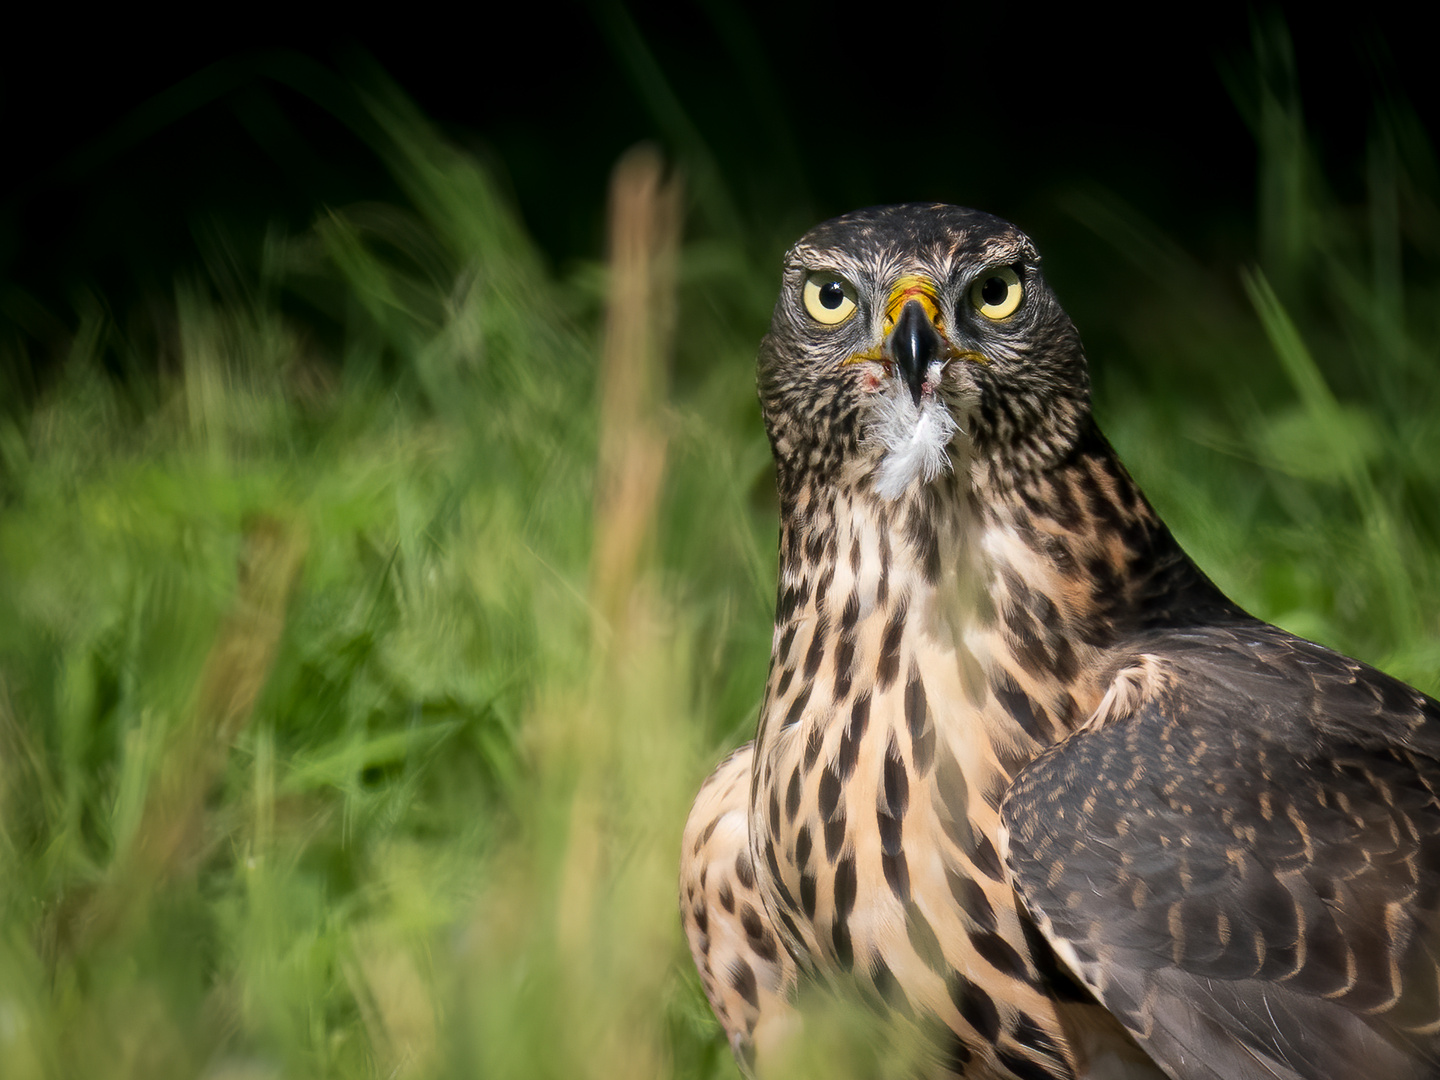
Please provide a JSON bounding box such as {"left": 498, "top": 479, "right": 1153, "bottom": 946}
{"left": 3, "top": 4, "right": 1434, "bottom": 357}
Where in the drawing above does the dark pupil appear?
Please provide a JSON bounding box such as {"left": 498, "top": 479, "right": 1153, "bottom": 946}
{"left": 981, "top": 277, "right": 1009, "bottom": 306}
{"left": 819, "top": 281, "right": 845, "bottom": 309}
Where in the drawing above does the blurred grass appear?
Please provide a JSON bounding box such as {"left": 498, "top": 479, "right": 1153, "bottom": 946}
{"left": 2, "top": 27, "right": 1440, "bottom": 1080}
{"left": 0, "top": 76, "right": 773, "bottom": 1080}
{"left": 1079, "top": 26, "right": 1440, "bottom": 689}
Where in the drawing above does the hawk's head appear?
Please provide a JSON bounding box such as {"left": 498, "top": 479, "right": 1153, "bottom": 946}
{"left": 758, "top": 204, "right": 1090, "bottom": 501}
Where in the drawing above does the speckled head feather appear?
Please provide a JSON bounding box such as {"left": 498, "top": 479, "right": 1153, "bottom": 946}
{"left": 758, "top": 204, "right": 1089, "bottom": 507}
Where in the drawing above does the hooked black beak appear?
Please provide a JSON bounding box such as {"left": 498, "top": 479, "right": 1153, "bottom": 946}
{"left": 886, "top": 299, "right": 945, "bottom": 406}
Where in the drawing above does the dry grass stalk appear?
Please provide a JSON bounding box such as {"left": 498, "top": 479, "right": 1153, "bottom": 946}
{"left": 591, "top": 146, "right": 682, "bottom": 644}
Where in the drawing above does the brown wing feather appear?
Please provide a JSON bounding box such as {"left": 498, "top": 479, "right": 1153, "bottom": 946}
{"left": 1001, "top": 624, "right": 1440, "bottom": 1080}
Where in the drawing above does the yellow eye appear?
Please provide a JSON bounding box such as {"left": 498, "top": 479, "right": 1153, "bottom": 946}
{"left": 969, "top": 266, "right": 1023, "bottom": 320}
{"left": 802, "top": 273, "right": 858, "bottom": 325}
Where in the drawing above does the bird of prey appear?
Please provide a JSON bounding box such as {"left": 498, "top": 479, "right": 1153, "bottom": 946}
{"left": 679, "top": 204, "right": 1440, "bottom": 1080}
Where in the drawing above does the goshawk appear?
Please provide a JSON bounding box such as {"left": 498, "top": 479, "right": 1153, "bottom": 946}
{"left": 680, "top": 204, "right": 1440, "bottom": 1080}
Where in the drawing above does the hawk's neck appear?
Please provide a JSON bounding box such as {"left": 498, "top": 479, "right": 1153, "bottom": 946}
{"left": 754, "top": 422, "right": 1242, "bottom": 836}
{"left": 764, "top": 420, "right": 1236, "bottom": 744}
{"left": 748, "top": 423, "right": 1241, "bottom": 1069}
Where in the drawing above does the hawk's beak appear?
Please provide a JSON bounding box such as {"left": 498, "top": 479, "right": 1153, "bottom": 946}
{"left": 883, "top": 281, "right": 948, "bottom": 406}
{"left": 844, "top": 275, "right": 976, "bottom": 399}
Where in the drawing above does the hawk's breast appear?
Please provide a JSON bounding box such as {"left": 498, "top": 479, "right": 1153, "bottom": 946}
{"left": 749, "top": 484, "right": 1113, "bottom": 1076}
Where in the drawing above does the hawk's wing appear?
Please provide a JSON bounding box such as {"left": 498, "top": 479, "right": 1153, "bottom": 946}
{"left": 1000, "top": 624, "right": 1440, "bottom": 1080}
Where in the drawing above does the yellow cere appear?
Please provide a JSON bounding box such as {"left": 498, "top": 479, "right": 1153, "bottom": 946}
{"left": 882, "top": 274, "right": 944, "bottom": 331}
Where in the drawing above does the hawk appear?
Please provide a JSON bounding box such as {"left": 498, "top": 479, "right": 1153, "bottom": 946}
{"left": 679, "top": 204, "right": 1440, "bottom": 1080}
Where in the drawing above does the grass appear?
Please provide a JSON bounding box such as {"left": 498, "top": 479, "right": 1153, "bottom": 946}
{"left": 2, "top": 36, "right": 1439, "bottom": 1080}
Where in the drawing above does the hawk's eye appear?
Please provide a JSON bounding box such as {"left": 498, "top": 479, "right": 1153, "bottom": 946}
{"left": 969, "top": 266, "right": 1023, "bottom": 320}
{"left": 802, "top": 273, "right": 858, "bottom": 325}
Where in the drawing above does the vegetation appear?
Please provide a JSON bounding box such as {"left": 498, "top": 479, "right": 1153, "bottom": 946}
{"left": 2, "top": 33, "right": 1437, "bottom": 1079}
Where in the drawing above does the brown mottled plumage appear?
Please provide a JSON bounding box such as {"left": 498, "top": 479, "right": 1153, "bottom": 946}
{"left": 678, "top": 204, "right": 1440, "bottom": 1079}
